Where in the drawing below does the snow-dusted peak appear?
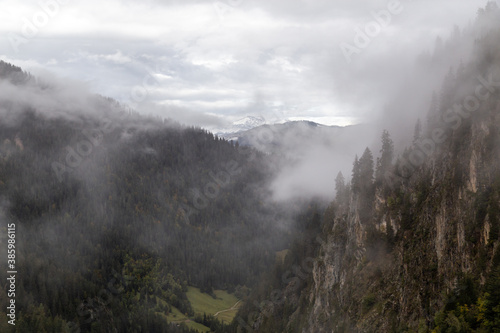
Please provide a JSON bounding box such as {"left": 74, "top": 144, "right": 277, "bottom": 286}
{"left": 216, "top": 115, "right": 267, "bottom": 137}
{"left": 231, "top": 115, "right": 266, "bottom": 131}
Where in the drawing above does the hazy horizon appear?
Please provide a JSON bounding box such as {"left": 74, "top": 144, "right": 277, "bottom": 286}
{"left": 0, "top": 0, "right": 490, "bottom": 132}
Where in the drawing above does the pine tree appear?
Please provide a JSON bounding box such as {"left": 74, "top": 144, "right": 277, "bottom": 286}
{"left": 335, "top": 171, "right": 346, "bottom": 202}
{"left": 375, "top": 130, "right": 394, "bottom": 186}
{"left": 358, "top": 148, "right": 375, "bottom": 224}
{"left": 426, "top": 92, "right": 439, "bottom": 128}
{"left": 352, "top": 155, "right": 360, "bottom": 194}
{"left": 359, "top": 147, "right": 374, "bottom": 188}
{"left": 439, "top": 67, "right": 456, "bottom": 113}
{"left": 413, "top": 119, "right": 422, "bottom": 145}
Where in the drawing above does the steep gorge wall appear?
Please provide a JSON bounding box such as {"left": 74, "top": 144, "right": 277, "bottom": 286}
{"left": 301, "top": 112, "right": 500, "bottom": 332}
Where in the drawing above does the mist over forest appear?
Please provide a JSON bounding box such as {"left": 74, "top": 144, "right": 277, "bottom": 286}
{"left": 1, "top": 1, "right": 500, "bottom": 333}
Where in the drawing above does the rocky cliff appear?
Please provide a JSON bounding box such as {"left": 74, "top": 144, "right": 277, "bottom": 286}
{"left": 237, "top": 5, "right": 500, "bottom": 332}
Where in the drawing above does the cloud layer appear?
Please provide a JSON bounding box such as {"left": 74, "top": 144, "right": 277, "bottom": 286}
{"left": 0, "top": 0, "right": 489, "bottom": 130}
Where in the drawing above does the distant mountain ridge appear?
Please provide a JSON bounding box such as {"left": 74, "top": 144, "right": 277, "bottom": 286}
{"left": 215, "top": 115, "right": 267, "bottom": 139}
{"left": 219, "top": 119, "right": 334, "bottom": 147}
{"left": 220, "top": 119, "right": 362, "bottom": 156}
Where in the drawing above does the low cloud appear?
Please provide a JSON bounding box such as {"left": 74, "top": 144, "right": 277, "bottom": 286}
{"left": 0, "top": 0, "right": 489, "bottom": 129}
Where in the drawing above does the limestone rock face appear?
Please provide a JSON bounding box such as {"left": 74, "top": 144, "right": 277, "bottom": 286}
{"left": 296, "top": 117, "right": 500, "bottom": 332}
{"left": 249, "top": 104, "right": 500, "bottom": 332}
{"left": 243, "top": 11, "right": 500, "bottom": 331}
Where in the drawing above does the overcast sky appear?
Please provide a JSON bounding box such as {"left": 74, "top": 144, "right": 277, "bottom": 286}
{"left": 0, "top": 0, "right": 489, "bottom": 131}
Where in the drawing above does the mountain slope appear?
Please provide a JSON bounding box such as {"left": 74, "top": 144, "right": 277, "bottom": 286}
{"left": 0, "top": 61, "right": 292, "bottom": 332}
{"left": 216, "top": 116, "right": 267, "bottom": 139}
{"left": 235, "top": 4, "right": 500, "bottom": 332}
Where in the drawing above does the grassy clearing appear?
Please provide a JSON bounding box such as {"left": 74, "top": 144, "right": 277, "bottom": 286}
{"left": 184, "top": 319, "right": 212, "bottom": 332}
{"left": 149, "top": 294, "right": 210, "bottom": 332}
{"left": 163, "top": 306, "right": 210, "bottom": 332}
{"left": 214, "top": 300, "right": 242, "bottom": 323}
{"left": 276, "top": 249, "right": 289, "bottom": 264}
{"left": 165, "top": 306, "right": 188, "bottom": 323}
{"left": 186, "top": 287, "right": 241, "bottom": 323}
{"left": 147, "top": 287, "right": 241, "bottom": 332}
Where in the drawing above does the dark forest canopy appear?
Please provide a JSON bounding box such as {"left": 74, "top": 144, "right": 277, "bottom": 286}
{"left": 0, "top": 61, "right": 309, "bottom": 332}
{"left": 2, "top": 2, "right": 500, "bottom": 333}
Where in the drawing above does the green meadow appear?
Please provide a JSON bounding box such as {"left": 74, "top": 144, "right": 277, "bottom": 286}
{"left": 186, "top": 287, "right": 242, "bottom": 324}
{"left": 157, "top": 287, "right": 242, "bottom": 332}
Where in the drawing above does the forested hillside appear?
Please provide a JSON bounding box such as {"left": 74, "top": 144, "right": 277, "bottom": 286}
{"left": 235, "top": 3, "right": 500, "bottom": 332}
{"left": 3, "top": 3, "right": 500, "bottom": 333}
{"left": 0, "top": 61, "right": 297, "bottom": 332}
